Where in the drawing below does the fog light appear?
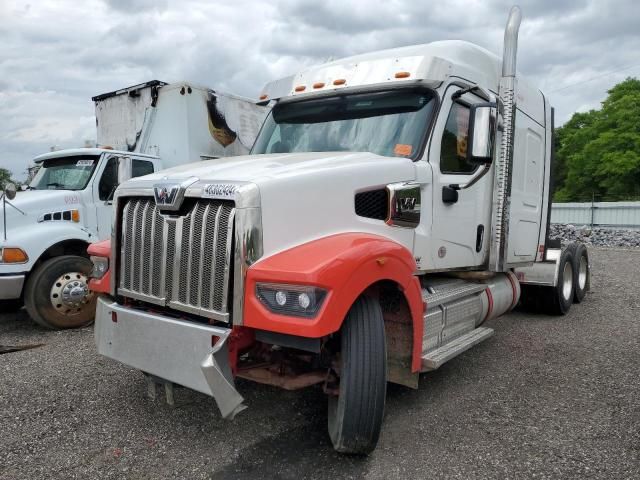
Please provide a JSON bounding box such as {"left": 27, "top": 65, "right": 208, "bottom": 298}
{"left": 275, "top": 290, "right": 287, "bottom": 306}
{"left": 298, "top": 292, "right": 311, "bottom": 309}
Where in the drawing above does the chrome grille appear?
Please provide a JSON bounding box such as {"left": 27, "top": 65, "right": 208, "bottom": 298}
{"left": 118, "top": 197, "right": 235, "bottom": 322}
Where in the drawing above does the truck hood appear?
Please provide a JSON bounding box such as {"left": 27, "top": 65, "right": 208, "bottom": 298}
{"left": 119, "top": 151, "right": 419, "bottom": 258}
{"left": 4, "top": 189, "right": 81, "bottom": 211}
{"left": 0, "top": 189, "right": 88, "bottom": 245}
{"left": 126, "top": 152, "right": 413, "bottom": 185}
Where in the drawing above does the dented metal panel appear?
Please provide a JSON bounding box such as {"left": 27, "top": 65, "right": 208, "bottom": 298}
{"left": 94, "top": 81, "right": 268, "bottom": 168}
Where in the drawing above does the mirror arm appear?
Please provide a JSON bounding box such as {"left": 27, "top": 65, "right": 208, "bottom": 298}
{"left": 456, "top": 163, "right": 492, "bottom": 190}
{"left": 452, "top": 85, "right": 494, "bottom": 103}
{"left": 105, "top": 185, "right": 118, "bottom": 205}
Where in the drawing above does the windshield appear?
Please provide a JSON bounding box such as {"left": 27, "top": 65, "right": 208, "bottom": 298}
{"left": 29, "top": 156, "right": 99, "bottom": 191}
{"left": 252, "top": 89, "right": 436, "bottom": 159}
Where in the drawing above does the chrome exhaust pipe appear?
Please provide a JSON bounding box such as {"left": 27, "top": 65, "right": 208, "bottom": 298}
{"left": 489, "top": 5, "right": 522, "bottom": 272}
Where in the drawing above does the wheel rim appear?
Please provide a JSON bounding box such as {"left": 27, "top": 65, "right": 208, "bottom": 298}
{"left": 50, "top": 271, "right": 94, "bottom": 316}
{"left": 562, "top": 260, "right": 573, "bottom": 301}
{"left": 578, "top": 255, "right": 588, "bottom": 290}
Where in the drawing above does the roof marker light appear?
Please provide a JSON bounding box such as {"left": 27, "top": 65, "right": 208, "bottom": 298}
{"left": 259, "top": 94, "right": 268, "bottom": 100}
{"left": 395, "top": 71, "right": 411, "bottom": 79}
{"left": 313, "top": 82, "right": 325, "bottom": 89}
{"left": 295, "top": 85, "right": 306, "bottom": 92}
{"left": 333, "top": 79, "right": 346, "bottom": 86}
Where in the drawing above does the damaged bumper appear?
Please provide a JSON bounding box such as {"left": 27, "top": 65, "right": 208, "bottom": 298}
{"left": 95, "top": 296, "right": 245, "bottom": 419}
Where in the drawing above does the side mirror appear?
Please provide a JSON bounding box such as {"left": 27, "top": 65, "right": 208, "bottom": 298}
{"left": 467, "top": 103, "right": 496, "bottom": 164}
{"left": 4, "top": 183, "right": 17, "bottom": 200}
{"left": 117, "top": 156, "right": 132, "bottom": 184}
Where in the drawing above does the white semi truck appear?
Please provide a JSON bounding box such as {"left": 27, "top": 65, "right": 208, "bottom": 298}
{"left": 90, "top": 8, "right": 591, "bottom": 454}
{"left": 0, "top": 81, "right": 267, "bottom": 328}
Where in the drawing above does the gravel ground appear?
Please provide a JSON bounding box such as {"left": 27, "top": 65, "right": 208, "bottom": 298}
{"left": 550, "top": 223, "right": 640, "bottom": 248}
{"left": 1, "top": 248, "right": 639, "bottom": 479}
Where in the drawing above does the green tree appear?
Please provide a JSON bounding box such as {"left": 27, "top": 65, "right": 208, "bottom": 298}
{"left": 554, "top": 78, "right": 640, "bottom": 201}
{"left": 0, "top": 168, "right": 14, "bottom": 190}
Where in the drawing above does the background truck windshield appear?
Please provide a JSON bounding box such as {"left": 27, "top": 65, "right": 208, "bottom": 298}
{"left": 30, "top": 156, "right": 99, "bottom": 191}
{"left": 252, "top": 89, "right": 436, "bottom": 159}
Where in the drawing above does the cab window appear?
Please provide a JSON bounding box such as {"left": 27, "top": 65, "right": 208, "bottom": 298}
{"left": 98, "top": 158, "right": 117, "bottom": 201}
{"left": 133, "top": 160, "right": 154, "bottom": 177}
{"left": 440, "top": 103, "right": 476, "bottom": 174}
{"left": 98, "top": 158, "right": 155, "bottom": 201}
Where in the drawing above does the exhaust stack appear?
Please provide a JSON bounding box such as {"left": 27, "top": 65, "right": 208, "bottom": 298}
{"left": 489, "top": 5, "right": 522, "bottom": 272}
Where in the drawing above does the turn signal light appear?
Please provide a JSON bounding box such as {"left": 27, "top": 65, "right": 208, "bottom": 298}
{"left": 1, "top": 248, "right": 28, "bottom": 263}
{"left": 71, "top": 209, "right": 80, "bottom": 222}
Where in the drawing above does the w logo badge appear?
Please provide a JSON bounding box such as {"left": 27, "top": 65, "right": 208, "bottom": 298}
{"left": 153, "top": 184, "right": 180, "bottom": 209}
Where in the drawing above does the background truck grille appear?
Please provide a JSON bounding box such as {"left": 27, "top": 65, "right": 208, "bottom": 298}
{"left": 118, "top": 197, "right": 235, "bottom": 321}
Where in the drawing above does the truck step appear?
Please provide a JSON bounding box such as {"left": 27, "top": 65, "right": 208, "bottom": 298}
{"left": 422, "top": 282, "right": 487, "bottom": 309}
{"left": 421, "top": 327, "right": 494, "bottom": 371}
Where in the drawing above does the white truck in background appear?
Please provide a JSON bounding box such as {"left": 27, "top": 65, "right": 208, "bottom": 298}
{"left": 0, "top": 81, "right": 267, "bottom": 329}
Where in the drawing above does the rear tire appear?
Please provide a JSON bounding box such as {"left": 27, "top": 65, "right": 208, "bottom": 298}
{"left": 546, "top": 247, "right": 574, "bottom": 315}
{"left": 328, "top": 296, "right": 387, "bottom": 455}
{"left": 24, "top": 255, "right": 95, "bottom": 329}
{"left": 572, "top": 243, "right": 590, "bottom": 303}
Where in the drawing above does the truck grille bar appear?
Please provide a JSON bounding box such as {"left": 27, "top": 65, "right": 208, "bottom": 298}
{"left": 118, "top": 197, "right": 235, "bottom": 322}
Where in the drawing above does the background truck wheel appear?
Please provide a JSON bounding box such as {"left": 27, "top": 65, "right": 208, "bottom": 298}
{"left": 572, "top": 243, "right": 590, "bottom": 303}
{"left": 328, "top": 295, "right": 387, "bottom": 455}
{"left": 0, "top": 299, "right": 23, "bottom": 312}
{"left": 546, "top": 247, "right": 575, "bottom": 315}
{"left": 24, "top": 255, "right": 96, "bottom": 329}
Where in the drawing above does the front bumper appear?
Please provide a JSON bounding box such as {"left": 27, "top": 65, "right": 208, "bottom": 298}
{"left": 0, "top": 273, "right": 25, "bottom": 300}
{"left": 95, "top": 297, "right": 246, "bottom": 419}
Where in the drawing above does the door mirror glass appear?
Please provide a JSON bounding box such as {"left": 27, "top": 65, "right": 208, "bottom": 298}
{"left": 4, "top": 183, "right": 17, "bottom": 200}
{"left": 467, "top": 103, "right": 496, "bottom": 164}
{"left": 117, "top": 156, "right": 132, "bottom": 184}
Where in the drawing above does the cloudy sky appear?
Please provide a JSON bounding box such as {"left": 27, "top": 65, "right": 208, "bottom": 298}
{"left": 1, "top": 0, "right": 639, "bottom": 179}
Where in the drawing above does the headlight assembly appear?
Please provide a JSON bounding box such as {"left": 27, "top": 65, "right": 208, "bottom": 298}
{"left": 90, "top": 256, "right": 109, "bottom": 279}
{"left": 256, "top": 283, "right": 327, "bottom": 318}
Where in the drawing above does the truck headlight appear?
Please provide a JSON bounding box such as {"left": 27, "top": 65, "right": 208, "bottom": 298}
{"left": 90, "top": 256, "right": 109, "bottom": 279}
{"left": 0, "top": 247, "right": 29, "bottom": 264}
{"left": 256, "top": 283, "right": 327, "bottom": 318}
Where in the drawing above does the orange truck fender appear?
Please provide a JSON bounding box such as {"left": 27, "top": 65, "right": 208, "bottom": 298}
{"left": 244, "top": 233, "right": 424, "bottom": 372}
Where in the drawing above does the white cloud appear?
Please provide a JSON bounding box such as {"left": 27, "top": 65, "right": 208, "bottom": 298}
{"left": 0, "top": 0, "right": 639, "bottom": 179}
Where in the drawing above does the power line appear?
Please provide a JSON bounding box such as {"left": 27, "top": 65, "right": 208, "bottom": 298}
{"left": 548, "top": 63, "right": 640, "bottom": 93}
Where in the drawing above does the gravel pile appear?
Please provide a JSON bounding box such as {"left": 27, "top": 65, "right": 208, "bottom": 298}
{"left": 550, "top": 223, "right": 640, "bottom": 248}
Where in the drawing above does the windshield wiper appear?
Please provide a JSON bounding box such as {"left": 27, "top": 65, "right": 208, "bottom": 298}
{"left": 46, "top": 182, "right": 64, "bottom": 188}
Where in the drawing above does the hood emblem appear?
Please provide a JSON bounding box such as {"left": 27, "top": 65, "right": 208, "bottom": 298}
{"left": 153, "top": 183, "right": 181, "bottom": 210}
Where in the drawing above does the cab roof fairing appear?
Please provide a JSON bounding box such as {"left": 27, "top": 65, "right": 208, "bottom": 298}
{"left": 32, "top": 148, "right": 159, "bottom": 164}
{"left": 258, "top": 40, "right": 545, "bottom": 125}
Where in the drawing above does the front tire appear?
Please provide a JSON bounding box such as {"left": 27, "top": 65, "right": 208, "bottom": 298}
{"left": 24, "top": 255, "right": 95, "bottom": 329}
{"left": 328, "top": 296, "right": 387, "bottom": 455}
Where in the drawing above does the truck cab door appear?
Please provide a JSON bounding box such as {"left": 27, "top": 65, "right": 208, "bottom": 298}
{"left": 426, "top": 85, "right": 494, "bottom": 270}
{"left": 93, "top": 156, "right": 156, "bottom": 239}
